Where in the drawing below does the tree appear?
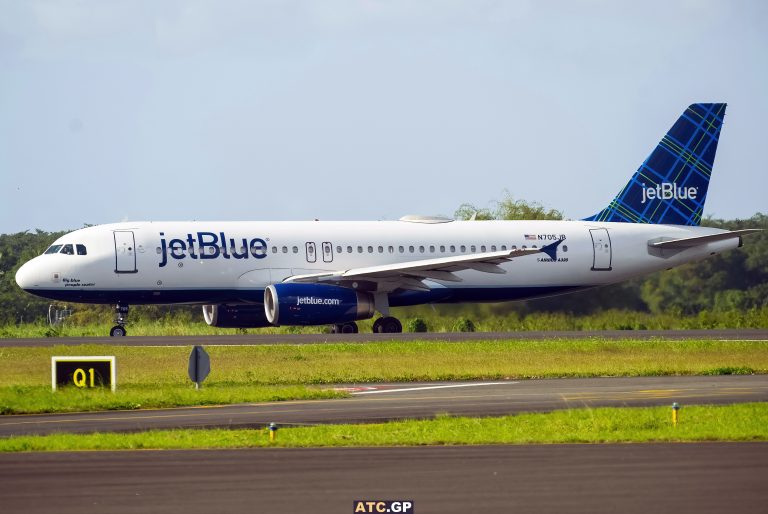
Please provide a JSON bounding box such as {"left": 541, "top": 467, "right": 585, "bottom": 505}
{"left": 455, "top": 191, "right": 563, "bottom": 221}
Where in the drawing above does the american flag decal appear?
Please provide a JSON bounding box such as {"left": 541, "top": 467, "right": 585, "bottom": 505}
{"left": 525, "top": 234, "right": 537, "bottom": 241}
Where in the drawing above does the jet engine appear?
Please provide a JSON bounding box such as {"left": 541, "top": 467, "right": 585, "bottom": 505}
{"left": 264, "top": 283, "right": 375, "bottom": 326}
{"left": 202, "top": 304, "right": 271, "bottom": 328}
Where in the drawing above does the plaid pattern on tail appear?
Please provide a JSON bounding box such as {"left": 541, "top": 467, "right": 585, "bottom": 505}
{"left": 584, "top": 103, "right": 726, "bottom": 226}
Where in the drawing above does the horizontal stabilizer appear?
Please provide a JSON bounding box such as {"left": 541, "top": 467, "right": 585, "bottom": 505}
{"left": 648, "top": 229, "right": 762, "bottom": 249}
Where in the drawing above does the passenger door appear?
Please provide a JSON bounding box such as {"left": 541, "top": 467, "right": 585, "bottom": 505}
{"left": 589, "top": 228, "right": 612, "bottom": 271}
{"left": 114, "top": 231, "right": 137, "bottom": 273}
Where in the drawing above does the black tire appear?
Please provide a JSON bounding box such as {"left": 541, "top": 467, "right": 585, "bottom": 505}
{"left": 341, "top": 322, "right": 358, "bottom": 334}
{"left": 110, "top": 325, "right": 127, "bottom": 337}
{"left": 373, "top": 317, "right": 402, "bottom": 333}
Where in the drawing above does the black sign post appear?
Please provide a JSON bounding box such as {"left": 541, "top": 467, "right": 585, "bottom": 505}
{"left": 188, "top": 345, "right": 211, "bottom": 390}
{"left": 52, "top": 356, "right": 116, "bottom": 392}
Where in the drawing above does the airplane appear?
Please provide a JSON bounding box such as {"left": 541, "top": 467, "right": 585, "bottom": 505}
{"left": 15, "top": 103, "right": 761, "bottom": 336}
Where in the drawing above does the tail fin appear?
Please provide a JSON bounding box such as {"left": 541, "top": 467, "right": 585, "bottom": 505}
{"left": 584, "top": 103, "right": 726, "bottom": 226}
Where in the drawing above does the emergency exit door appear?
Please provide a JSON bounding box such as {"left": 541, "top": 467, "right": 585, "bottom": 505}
{"left": 589, "top": 228, "right": 612, "bottom": 271}
{"left": 305, "top": 242, "right": 317, "bottom": 263}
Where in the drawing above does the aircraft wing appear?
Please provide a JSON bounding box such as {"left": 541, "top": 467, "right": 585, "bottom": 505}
{"left": 284, "top": 240, "right": 563, "bottom": 292}
{"left": 648, "top": 229, "right": 762, "bottom": 249}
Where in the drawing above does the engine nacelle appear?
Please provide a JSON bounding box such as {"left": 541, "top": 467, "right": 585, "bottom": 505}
{"left": 202, "top": 304, "right": 271, "bottom": 328}
{"left": 264, "top": 283, "right": 375, "bottom": 326}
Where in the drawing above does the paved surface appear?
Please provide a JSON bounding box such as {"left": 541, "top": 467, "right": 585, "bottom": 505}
{"left": 1, "top": 328, "right": 766, "bottom": 347}
{"left": 0, "top": 443, "right": 766, "bottom": 514}
{"left": 2, "top": 375, "right": 766, "bottom": 436}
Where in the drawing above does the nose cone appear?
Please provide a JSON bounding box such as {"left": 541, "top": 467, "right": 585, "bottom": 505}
{"left": 15, "top": 260, "right": 37, "bottom": 290}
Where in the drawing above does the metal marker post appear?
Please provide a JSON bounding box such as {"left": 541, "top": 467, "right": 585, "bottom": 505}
{"left": 188, "top": 346, "right": 211, "bottom": 390}
{"left": 672, "top": 402, "right": 680, "bottom": 427}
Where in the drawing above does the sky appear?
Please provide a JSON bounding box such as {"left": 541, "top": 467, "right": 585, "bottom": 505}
{"left": 1, "top": 0, "right": 766, "bottom": 234}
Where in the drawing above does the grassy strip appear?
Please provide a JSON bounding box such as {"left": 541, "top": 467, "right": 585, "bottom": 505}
{"left": 0, "top": 385, "right": 344, "bottom": 415}
{"left": 0, "top": 340, "right": 765, "bottom": 387}
{"left": 1, "top": 339, "right": 764, "bottom": 413}
{"left": 4, "top": 306, "right": 768, "bottom": 337}
{"left": 2, "top": 403, "right": 766, "bottom": 452}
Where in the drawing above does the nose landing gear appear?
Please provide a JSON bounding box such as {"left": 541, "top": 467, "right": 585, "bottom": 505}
{"left": 109, "top": 304, "right": 129, "bottom": 337}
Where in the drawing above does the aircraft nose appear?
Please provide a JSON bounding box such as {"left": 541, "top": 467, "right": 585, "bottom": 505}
{"left": 15, "top": 260, "right": 38, "bottom": 290}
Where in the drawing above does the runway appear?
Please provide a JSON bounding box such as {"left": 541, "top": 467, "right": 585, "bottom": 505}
{"left": 0, "top": 443, "right": 765, "bottom": 514}
{"left": 2, "top": 375, "right": 766, "bottom": 436}
{"left": 1, "top": 328, "right": 767, "bottom": 347}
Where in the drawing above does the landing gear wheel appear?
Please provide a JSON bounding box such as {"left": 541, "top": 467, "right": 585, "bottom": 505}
{"left": 111, "top": 304, "right": 130, "bottom": 337}
{"left": 332, "top": 322, "right": 359, "bottom": 334}
{"left": 372, "top": 316, "right": 402, "bottom": 333}
{"left": 110, "top": 325, "right": 127, "bottom": 337}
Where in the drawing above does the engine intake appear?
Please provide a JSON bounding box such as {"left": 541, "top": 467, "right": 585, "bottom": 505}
{"left": 264, "top": 283, "right": 375, "bottom": 326}
{"left": 202, "top": 304, "right": 271, "bottom": 328}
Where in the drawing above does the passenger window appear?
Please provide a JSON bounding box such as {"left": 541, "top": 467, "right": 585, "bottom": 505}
{"left": 480, "top": 245, "right": 486, "bottom": 252}
{"left": 293, "top": 246, "right": 299, "bottom": 254}
{"left": 429, "top": 245, "right": 435, "bottom": 253}
{"left": 418, "top": 246, "right": 425, "bottom": 253}
{"left": 470, "top": 245, "right": 476, "bottom": 252}
{"left": 347, "top": 246, "right": 353, "bottom": 253}
{"left": 388, "top": 246, "right": 394, "bottom": 254}
{"left": 76, "top": 244, "right": 87, "bottom": 255}
{"left": 512, "top": 245, "right": 517, "bottom": 250}
{"left": 282, "top": 246, "right": 288, "bottom": 253}
{"left": 378, "top": 246, "right": 383, "bottom": 253}
{"left": 60, "top": 244, "right": 74, "bottom": 255}
{"left": 440, "top": 245, "right": 445, "bottom": 253}
{"left": 491, "top": 245, "right": 497, "bottom": 252}
{"left": 156, "top": 247, "right": 162, "bottom": 254}
{"left": 522, "top": 245, "right": 527, "bottom": 249}
{"left": 367, "top": 246, "right": 373, "bottom": 253}
{"left": 271, "top": 246, "right": 278, "bottom": 254}
{"left": 460, "top": 245, "right": 466, "bottom": 252}
{"left": 450, "top": 245, "right": 456, "bottom": 253}
{"left": 563, "top": 245, "right": 568, "bottom": 252}
{"left": 44, "top": 245, "right": 63, "bottom": 255}
{"left": 357, "top": 246, "right": 363, "bottom": 253}
{"left": 399, "top": 246, "right": 404, "bottom": 253}
{"left": 501, "top": 245, "right": 507, "bottom": 251}
{"left": 409, "top": 245, "right": 415, "bottom": 253}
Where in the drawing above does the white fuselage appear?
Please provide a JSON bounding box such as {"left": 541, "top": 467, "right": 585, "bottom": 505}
{"left": 15, "top": 219, "right": 736, "bottom": 308}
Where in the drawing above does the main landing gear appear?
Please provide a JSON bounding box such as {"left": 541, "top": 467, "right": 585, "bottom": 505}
{"left": 372, "top": 316, "right": 402, "bottom": 333}
{"left": 331, "top": 322, "right": 359, "bottom": 334}
{"left": 109, "top": 304, "right": 129, "bottom": 337}
{"left": 330, "top": 317, "right": 403, "bottom": 334}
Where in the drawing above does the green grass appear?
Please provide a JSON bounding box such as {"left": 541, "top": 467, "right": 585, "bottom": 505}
{"left": 0, "top": 339, "right": 765, "bottom": 413}
{"left": 2, "top": 403, "right": 766, "bottom": 451}
{"left": 1, "top": 340, "right": 766, "bottom": 387}
{"left": 0, "top": 384, "right": 344, "bottom": 415}
{"left": 3, "top": 306, "right": 768, "bottom": 338}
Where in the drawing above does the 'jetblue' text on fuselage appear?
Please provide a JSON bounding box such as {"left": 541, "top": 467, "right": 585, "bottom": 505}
{"left": 158, "top": 232, "right": 268, "bottom": 267}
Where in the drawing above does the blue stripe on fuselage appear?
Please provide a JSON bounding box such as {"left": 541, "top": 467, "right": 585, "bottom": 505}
{"left": 23, "top": 285, "right": 588, "bottom": 306}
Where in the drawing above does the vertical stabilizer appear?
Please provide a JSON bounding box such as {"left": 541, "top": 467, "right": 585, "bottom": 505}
{"left": 585, "top": 103, "right": 726, "bottom": 226}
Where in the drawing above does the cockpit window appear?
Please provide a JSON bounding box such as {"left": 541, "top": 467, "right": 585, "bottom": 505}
{"left": 60, "top": 244, "right": 74, "bottom": 255}
{"left": 76, "top": 244, "right": 87, "bottom": 255}
{"left": 44, "top": 245, "right": 63, "bottom": 255}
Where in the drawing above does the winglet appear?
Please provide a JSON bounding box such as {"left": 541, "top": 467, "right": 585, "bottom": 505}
{"left": 541, "top": 239, "right": 564, "bottom": 260}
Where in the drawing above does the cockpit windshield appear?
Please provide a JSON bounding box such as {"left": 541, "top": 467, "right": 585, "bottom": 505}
{"left": 42, "top": 244, "right": 88, "bottom": 256}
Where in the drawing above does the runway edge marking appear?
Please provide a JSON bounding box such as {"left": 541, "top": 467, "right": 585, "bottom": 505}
{"left": 350, "top": 382, "right": 519, "bottom": 395}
